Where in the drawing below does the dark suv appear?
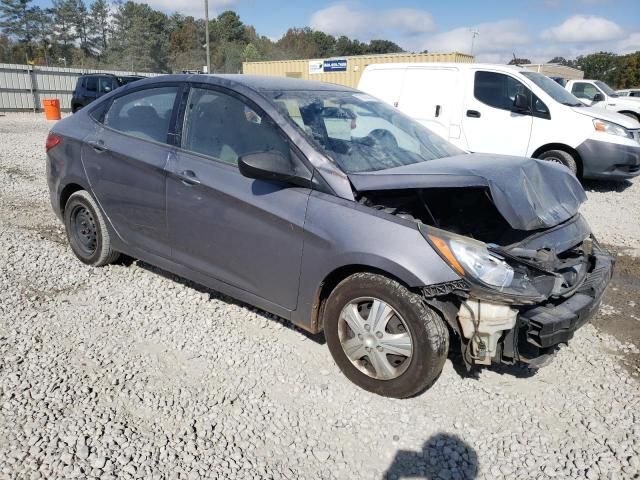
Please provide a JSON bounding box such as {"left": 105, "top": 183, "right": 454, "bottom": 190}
{"left": 71, "top": 74, "right": 144, "bottom": 113}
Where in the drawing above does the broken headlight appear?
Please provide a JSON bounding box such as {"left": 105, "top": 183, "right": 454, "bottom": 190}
{"left": 424, "top": 227, "right": 547, "bottom": 301}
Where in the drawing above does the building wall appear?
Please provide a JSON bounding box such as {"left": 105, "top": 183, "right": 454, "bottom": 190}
{"left": 520, "top": 64, "right": 584, "bottom": 80}
{"left": 0, "top": 63, "right": 159, "bottom": 112}
{"left": 243, "top": 52, "right": 474, "bottom": 88}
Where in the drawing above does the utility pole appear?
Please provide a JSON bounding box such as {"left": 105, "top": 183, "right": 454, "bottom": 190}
{"left": 204, "top": 0, "right": 211, "bottom": 74}
{"left": 470, "top": 29, "right": 479, "bottom": 57}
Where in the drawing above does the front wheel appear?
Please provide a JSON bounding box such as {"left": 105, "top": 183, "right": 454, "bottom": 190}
{"left": 537, "top": 149, "right": 578, "bottom": 175}
{"left": 323, "top": 273, "right": 449, "bottom": 398}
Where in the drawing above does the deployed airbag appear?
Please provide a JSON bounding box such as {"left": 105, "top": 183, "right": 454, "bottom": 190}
{"left": 348, "top": 154, "right": 587, "bottom": 231}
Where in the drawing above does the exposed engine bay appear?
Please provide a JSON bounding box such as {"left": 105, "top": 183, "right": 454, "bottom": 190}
{"left": 356, "top": 185, "right": 614, "bottom": 369}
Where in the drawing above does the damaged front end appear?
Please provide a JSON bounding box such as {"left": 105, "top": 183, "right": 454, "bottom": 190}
{"left": 421, "top": 222, "right": 614, "bottom": 368}
{"left": 350, "top": 155, "right": 614, "bottom": 369}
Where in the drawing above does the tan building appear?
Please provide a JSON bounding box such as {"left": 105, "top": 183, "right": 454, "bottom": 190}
{"left": 243, "top": 52, "right": 474, "bottom": 88}
{"left": 520, "top": 63, "right": 584, "bottom": 81}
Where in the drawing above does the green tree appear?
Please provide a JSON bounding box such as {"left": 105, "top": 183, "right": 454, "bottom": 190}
{"left": 213, "top": 10, "right": 245, "bottom": 43}
{"left": 50, "top": 0, "right": 78, "bottom": 61}
{"left": 168, "top": 14, "right": 205, "bottom": 72}
{"left": 74, "top": 0, "right": 93, "bottom": 55}
{"left": 90, "top": 0, "right": 110, "bottom": 54}
{"left": 508, "top": 57, "right": 531, "bottom": 65}
{"left": 574, "top": 52, "right": 619, "bottom": 83}
{"left": 0, "top": 0, "right": 37, "bottom": 51}
{"left": 365, "top": 39, "right": 403, "bottom": 54}
{"left": 241, "top": 42, "right": 260, "bottom": 62}
{"left": 106, "top": 1, "right": 170, "bottom": 72}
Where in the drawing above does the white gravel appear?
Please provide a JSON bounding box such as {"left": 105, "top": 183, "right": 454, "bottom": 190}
{"left": 1, "top": 113, "right": 639, "bottom": 480}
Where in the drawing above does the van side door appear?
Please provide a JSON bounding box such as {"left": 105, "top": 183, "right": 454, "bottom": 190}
{"left": 397, "top": 67, "right": 459, "bottom": 142}
{"left": 461, "top": 70, "right": 533, "bottom": 156}
{"left": 358, "top": 67, "right": 406, "bottom": 109}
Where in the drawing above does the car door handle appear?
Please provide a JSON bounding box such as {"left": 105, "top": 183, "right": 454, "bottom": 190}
{"left": 435, "top": 105, "right": 441, "bottom": 117}
{"left": 466, "top": 110, "right": 481, "bottom": 118}
{"left": 88, "top": 140, "right": 106, "bottom": 153}
{"left": 177, "top": 170, "right": 201, "bottom": 186}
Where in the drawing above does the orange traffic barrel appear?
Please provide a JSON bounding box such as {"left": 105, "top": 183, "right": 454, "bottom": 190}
{"left": 43, "top": 99, "right": 61, "bottom": 120}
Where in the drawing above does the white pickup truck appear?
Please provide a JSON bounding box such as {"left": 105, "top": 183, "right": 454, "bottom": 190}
{"left": 566, "top": 79, "right": 640, "bottom": 122}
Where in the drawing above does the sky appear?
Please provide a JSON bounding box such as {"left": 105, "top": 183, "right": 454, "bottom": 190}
{"left": 36, "top": 0, "right": 640, "bottom": 62}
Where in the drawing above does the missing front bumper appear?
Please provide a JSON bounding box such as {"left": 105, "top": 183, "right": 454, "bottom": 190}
{"left": 503, "top": 251, "right": 614, "bottom": 364}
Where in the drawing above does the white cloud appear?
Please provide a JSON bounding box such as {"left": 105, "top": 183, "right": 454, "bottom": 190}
{"left": 143, "top": 0, "right": 238, "bottom": 17}
{"left": 616, "top": 32, "right": 640, "bottom": 54}
{"left": 309, "top": 4, "right": 436, "bottom": 41}
{"left": 540, "top": 15, "right": 624, "bottom": 43}
{"left": 421, "top": 20, "right": 530, "bottom": 57}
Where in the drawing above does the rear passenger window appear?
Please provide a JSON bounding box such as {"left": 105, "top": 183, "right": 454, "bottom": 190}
{"left": 474, "top": 71, "right": 529, "bottom": 110}
{"left": 181, "top": 87, "right": 289, "bottom": 165}
{"left": 104, "top": 87, "right": 178, "bottom": 143}
{"left": 85, "top": 76, "right": 98, "bottom": 92}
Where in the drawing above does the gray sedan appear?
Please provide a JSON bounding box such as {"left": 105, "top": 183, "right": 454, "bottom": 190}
{"left": 46, "top": 74, "right": 613, "bottom": 397}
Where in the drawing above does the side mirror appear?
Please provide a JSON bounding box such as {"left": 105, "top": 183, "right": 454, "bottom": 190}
{"left": 238, "top": 150, "right": 311, "bottom": 187}
{"left": 593, "top": 92, "right": 605, "bottom": 102}
{"left": 513, "top": 93, "right": 529, "bottom": 111}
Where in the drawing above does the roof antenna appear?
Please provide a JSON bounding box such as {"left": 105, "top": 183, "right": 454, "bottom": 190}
{"left": 512, "top": 53, "right": 520, "bottom": 67}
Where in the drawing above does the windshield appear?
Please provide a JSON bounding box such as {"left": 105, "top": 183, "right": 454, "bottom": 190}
{"left": 594, "top": 81, "right": 619, "bottom": 97}
{"left": 521, "top": 71, "right": 583, "bottom": 106}
{"left": 266, "top": 90, "right": 464, "bottom": 173}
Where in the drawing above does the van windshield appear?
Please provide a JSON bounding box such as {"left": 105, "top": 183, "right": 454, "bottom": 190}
{"left": 521, "top": 71, "right": 583, "bottom": 107}
{"left": 266, "top": 90, "right": 464, "bottom": 173}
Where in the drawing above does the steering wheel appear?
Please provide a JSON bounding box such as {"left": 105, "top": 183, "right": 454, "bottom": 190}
{"left": 368, "top": 129, "right": 399, "bottom": 149}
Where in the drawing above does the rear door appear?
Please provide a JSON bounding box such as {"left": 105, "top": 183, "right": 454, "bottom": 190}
{"left": 397, "top": 67, "right": 458, "bottom": 140}
{"left": 82, "top": 84, "right": 182, "bottom": 258}
{"left": 166, "top": 85, "right": 311, "bottom": 310}
{"left": 461, "top": 70, "right": 533, "bottom": 156}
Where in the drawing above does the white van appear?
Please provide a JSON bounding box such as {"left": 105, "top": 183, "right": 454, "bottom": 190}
{"left": 358, "top": 63, "right": 640, "bottom": 180}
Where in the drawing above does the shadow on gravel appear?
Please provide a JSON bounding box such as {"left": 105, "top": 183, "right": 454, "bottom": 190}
{"left": 582, "top": 178, "right": 633, "bottom": 193}
{"left": 129, "top": 258, "right": 326, "bottom": 344}
{"left": 383, "top": 433, "right": 478, "bottom": 480}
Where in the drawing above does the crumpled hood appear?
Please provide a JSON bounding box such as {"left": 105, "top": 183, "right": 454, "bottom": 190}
{"left": 348, "top": 154, "right": 587, "bottom": 231}
{"left": 572, "top": 105, "right": 640, "bottom": 129}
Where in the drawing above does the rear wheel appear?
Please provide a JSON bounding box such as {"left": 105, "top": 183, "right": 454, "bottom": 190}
{"left": 537, "top": 149, "right": 578, "bottom": 175}
{"left": 64, "top": 190, "right": 119, "bottom": 266}
{"left": 323, "top": 273, "right": 449, "bottom": 398}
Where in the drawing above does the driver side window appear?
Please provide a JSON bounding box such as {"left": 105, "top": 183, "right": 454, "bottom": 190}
{"left": 474, "top": 71, "right": 530, "bottom": 111}
{"left": 571, "top": 83, "right": 600, "bottom": 101}
{"left": 182, "top": 87, "right": 289, "bottom": 166}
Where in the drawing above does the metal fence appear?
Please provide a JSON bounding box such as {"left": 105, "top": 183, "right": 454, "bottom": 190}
{"left": 0, "top": 63, "right": 160, "bottom": 112}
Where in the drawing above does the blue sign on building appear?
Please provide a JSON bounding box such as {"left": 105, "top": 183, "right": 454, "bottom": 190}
{"left": 323, "top": 59, "right": 347, "bottom": 72}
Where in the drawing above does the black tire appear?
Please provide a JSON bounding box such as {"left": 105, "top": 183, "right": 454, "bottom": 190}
{"left": 537, "top": 149, "right": 578, "bottom": 175}
{"left": 63, "top": 190, "right": 120, "bottom": 266}
{"left": 71, "top": 104, "right": 81, "bottom": 114}
{"left": 323, "top": 273, "right": 449, "bottom": 398}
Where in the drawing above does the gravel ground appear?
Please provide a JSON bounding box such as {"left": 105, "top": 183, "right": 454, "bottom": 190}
{"left": 0, "top": 113, "right": 639, "bottom": 480}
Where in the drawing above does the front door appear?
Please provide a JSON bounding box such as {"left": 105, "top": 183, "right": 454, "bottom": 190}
{"left": 167, "top": 86, "right": 310, "bottom": 310}
{"left": 82, "top": 85, "right": 181, "bottom": 257}
{"left": 462, "top": 70, "right": 533, "bottom": 156}
{"left": 570, "top": 81, "right": 605, "bottom": 107}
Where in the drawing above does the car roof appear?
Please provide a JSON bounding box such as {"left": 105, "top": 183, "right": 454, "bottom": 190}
{"left": 133, "top": 73, "right": 357, "bottom": 92}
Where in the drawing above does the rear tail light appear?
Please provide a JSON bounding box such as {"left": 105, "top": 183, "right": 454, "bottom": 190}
{"left": 46, "top": 133, "right": 61, "bottom": 152}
